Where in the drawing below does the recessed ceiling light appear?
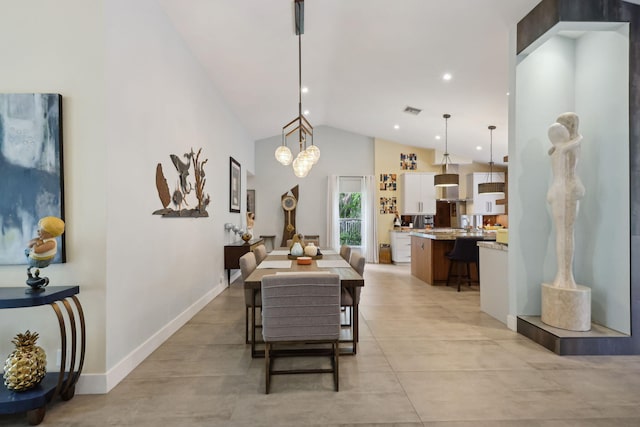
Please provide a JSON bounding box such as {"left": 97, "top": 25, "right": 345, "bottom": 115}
{"left": 506, "top": 92, "right": 510, "bottom": 96}
{"left": 303, "top": 110, "right": 310, "bottom": 115}
{"left": 476, "top": 146, "right": 483, "bottom": 150}
{"left": 435, "top": 135, "right": 441, "bottom": 140}
{"left": 301, "top": 87, "right": 309, "bottom": 93}
{"left": 442, "top": 73, "right": 452, "bottom": 81}
{"left": 394, "top": 124, "right": 400, "bottom": 130}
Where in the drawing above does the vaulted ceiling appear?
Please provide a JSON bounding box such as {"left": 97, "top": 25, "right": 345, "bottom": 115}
{"left": 159, "top": 0, "right": 542, "bottom": 164}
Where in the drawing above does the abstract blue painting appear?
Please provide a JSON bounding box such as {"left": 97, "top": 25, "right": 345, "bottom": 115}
{"left": 0, "top": 93, "right": 65, "bottom": 265}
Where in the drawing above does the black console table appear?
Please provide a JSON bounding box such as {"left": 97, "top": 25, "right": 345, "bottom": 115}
{"left": 0, "top": 286, "right": 85, "bottom": 425}
{"left": 224, "top": 238, "right": 264, "bottom": 284}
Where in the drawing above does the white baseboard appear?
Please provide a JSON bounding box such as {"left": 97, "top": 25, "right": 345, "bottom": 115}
{"left": 229, "top": 270, "right": 241, "bottom": 285}
{"left": 75, "top": 283, "right": 226, "bottom": 394}
{"left": 507, "top": 314, "right": 518, "bottom": 331}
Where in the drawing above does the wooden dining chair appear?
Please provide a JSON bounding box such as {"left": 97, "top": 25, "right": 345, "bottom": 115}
{"left": 253, "top": 244, "right": 268, "bottom": 265}
{"left": 261, "top": 273, "right": 341, "bottom": 394}
{"left": 341, "top": 252, "right": 365, "bottom": 348}
{"left": 239, "top": 252, "right": 260, "bottom": 344}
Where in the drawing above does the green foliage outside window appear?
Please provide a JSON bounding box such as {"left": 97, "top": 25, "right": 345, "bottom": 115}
{"left": 339, "top": 192, "right": 362, "bottom": 246}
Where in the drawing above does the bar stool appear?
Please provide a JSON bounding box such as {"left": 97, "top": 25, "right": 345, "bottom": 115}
{"left": 446, "top": 237, "right": 483, "bottom": 292}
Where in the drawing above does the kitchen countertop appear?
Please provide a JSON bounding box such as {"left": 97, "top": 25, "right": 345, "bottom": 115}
{"left": 478, "top": 241, "right": 508, "bottom": 251}
{"left": 410, "top": 229, "right": 497, "bottom": 241}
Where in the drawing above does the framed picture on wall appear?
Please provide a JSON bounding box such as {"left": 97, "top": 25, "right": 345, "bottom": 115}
{"left": 247, "top": 189, "right": 255, "bottom": 215}
{"left": 0, "top": 93, "right": 66, "bottom": 265}
{"left": 229, "top": 157, "right": 241, "bottom": 213}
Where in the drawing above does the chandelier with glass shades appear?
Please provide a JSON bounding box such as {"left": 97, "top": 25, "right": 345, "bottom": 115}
{"left": 434, "top": 113, "right": 459, "bottom": 187}
{"left": 274, "top": 0, "right": 320, "bottom": 177}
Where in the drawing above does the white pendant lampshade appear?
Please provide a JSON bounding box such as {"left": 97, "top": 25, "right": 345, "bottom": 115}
{"left": 296, "top": 150, "right": 313, "bottom": 175}
{"left": 306, "top": 144, "right": 320, "bottom": 164}
{"left": 292, "top": 156, "right": 309, "bottom": 177}
{"left": 298, "top": 149, "right": 313, "bottom": 171}
{"left": 275, "top": 145, "right": 293, "bottom": 165}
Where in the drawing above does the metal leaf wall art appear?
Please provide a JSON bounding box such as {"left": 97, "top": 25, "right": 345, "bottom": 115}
{"left": 153, "top": 148, "right": 210, "bottom": 217}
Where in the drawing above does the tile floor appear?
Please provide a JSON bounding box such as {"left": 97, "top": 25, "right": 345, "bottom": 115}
{"left": 3, "top": 263, "right": 640, "bottom": 426}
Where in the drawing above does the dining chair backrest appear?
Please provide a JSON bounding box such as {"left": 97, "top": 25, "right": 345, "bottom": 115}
{"left": 261, "top": 273, "right": 341, "bottom": 393}
{"left": 239, "top": 252, "right": 257, "bottom": 280}
{"left": 261, "top": 273, "right": 341, "bottom": 342}
{"left": 347, "top": 252, "right": 365, "bottom": 304}
{"left": 340, "top": 245, "right": 352, "bottom": 263}
{"left": 304, "top": 234, "right": 320, "bottom": 246}
{"left": 349, "top": 252, "right": 365, "bottom": 277}
{"left": 253, "top": 244, "right": 268, "bottom": 265}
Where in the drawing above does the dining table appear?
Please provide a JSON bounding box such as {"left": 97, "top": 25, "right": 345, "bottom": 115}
{"left": 243, "top": 248, "right": 364, "bottom": 357}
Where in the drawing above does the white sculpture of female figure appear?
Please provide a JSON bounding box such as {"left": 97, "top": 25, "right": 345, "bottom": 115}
{"left": 546, "top": 112, "right": 585, "bottom": 289}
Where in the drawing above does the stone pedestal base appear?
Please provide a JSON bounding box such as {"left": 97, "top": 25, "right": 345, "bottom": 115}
{"left": 541, "top": 282, "right": 591, "bottom": 331}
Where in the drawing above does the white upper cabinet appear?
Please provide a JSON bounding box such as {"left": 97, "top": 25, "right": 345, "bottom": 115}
{"left": 401, "top": 173, "right": 436, "bottom": 215}
{"left": 466, "top": 172, "right": 505, "bottom": 215}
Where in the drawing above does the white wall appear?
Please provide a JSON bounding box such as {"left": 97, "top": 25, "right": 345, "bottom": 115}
{"left": 252, "top": 126, "right": 374, "bottom": 247}
{"left": 0, "top": 0, "right": 108, "bottom": 383}
{"left": 513, "top": 35, "right": 575, "bottom": 316}
{"left": 512, "top": 26, "right": 630, "bottom": 333}
{"left": 573, "top": 29, "right": 630, "bottom": 329}
{"left": 104, "top": 0, "right": 254, "bottom": 389}
{"left": 0, "top": 0, "right": 255, "bottom": 394}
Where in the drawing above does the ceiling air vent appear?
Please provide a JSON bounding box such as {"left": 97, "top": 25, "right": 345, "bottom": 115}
{"left": 403, "top": 106, "right": 422, "bottom": 115}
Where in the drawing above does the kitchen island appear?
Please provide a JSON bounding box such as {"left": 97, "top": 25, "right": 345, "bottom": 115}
{"left": 410, "top": 229, "right": 495, "bottom": 285}
{"left": 478, "top": 241, "right": 509, "bottom": 326}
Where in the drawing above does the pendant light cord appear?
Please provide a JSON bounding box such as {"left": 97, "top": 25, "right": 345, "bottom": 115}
{"left": 443, "top": 113, "right": 451, "bottom": 174}
{"left": 298, "top": 32, "right": 303, "bottom": 151}
{"left": 488, "top": 125, "right": 496, "bottom": 182}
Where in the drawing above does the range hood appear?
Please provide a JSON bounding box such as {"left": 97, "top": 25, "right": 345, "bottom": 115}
{"left": 436, "top": 185, "right": 465, "bottom": 202}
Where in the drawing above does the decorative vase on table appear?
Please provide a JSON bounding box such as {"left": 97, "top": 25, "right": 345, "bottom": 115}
{"left": 3, "top": 330, "right": 47, "bottom": 391}
{"left": 304, "top": 242, "right": 318, "bottom": 257}
{"left": 242, "top": 233, "right": 252, "bottom": 243}
{"left": 290, "top": 242, "right": 304, "bottom": 257}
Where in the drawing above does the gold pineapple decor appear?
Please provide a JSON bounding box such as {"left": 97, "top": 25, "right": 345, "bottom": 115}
{"left": 3, "top": 330, "right": 47, "bottom": 391}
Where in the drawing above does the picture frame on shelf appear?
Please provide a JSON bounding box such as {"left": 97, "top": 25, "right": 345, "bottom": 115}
{"left": 230, "top": 157, "right": 241, "bottom": 213}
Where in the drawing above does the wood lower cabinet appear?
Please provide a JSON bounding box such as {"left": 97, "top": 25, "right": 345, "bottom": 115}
{"left": 411, "top": 235, "right": 480, "bottom": 285}
{"left": 224, "top": 238, "right": 264, "bottom": 284}
{"left": 411, "top": 236, "right": 454, "bottom": 285}
{"left": 411, "top": 236, "right": 430, "bottom": 281}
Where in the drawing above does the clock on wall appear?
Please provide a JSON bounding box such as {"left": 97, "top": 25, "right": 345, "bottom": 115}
{"left": 282, "top": 195, "right": 297, "bottom": 232}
